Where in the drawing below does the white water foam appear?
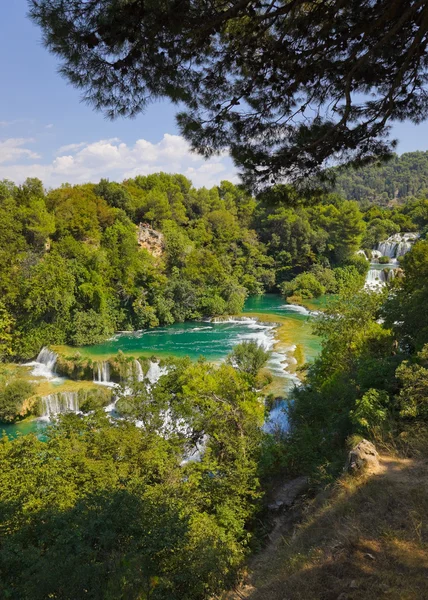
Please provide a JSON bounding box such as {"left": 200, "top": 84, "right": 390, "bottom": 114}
{"left": 40, "top": 391, "right": 80, "bottom": 418}
{"left": 281, "top": 304, "right": 312, "bottom": 316}
{"left": 146, "top": 360, "right": 168, "bottom": 384}
{"left": 25, "top": 347, "right": 62, "bottom": 380}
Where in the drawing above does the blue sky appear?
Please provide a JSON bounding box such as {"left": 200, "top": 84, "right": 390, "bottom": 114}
{"left": 1, "top": 0, "right": 428, "bottom": 189}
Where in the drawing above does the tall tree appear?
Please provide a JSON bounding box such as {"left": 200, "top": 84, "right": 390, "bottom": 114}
{"left": 29, "top": 0, "right": 428, "bottom": 187}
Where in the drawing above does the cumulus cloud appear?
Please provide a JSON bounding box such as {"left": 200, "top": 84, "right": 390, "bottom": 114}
{"left": 0, "top": 138, "right": 41, "bottom": 164}
{"left": 0, "top": 134, "right": 239, "bottom": 188}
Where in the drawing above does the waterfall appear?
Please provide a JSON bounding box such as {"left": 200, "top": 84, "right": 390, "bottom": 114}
{"left": 28, "top": 347, "right": 58, "bottom": 379}
{"left": 94, "top": 361, "right": 110, "bottom": 384}
{"left": 377, "top": 240, "right": 398, "bottom": 259}
{"left": 365, "top": 232, "right": 418, "bottom": 289}
{"left": 365, "top": 268, "right": 388, "bottom": 289}
{"left": 377, "top": 232, "right": 418, "bottom": 261}
{"left": 40, "top": 391, "right": 79, "bottom": 418}
{"left": 134, "top": 359, "right": 144, "bottom": 382}
{"left": 146, "top": 360, "right": 168, "bottom": 384}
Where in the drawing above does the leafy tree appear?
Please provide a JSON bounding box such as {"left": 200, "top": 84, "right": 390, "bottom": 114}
{"left": 29, "top": 1, "right": 428, "bottom": 186}
{"left": 0, "top": 379, "right": 35, "bottom": 423}
{"left": 70, "top": 309, "right": 115, "bottom": 346}
{"left": 384, "top": 239, "right": 428, "bottom": 351}
{"left": 227, "top": 341, "right": 269, "bottom": 378}
{"left": 0, "top": 302, "right": 14, "bottom": 361}
{"left": 350, "top": 389, "right": 389, "bottom": 435}
{"left": 281, "top": 273, "right": 326, "bottom": 301}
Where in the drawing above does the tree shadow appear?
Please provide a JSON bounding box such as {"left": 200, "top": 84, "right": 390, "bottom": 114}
{"left": 0, "top": 489, "right": 187, "bottom": 600}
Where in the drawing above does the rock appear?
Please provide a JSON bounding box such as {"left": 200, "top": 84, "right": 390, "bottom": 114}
{"left": 346, "top": 439, "right": 379, "bottom": 474}
{"left": 267, "top": 475, "right": 309, "bottom": 511}
{"left": 137, "top": 224, "right": 165, "bottom": 257}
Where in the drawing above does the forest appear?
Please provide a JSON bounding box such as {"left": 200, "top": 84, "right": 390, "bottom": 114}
{"left": 1, "top": 165, "right": 428, "bottom": 597}
{"left": 334, "top": 151, "right": 428, "bottom": 205}
{"left": 1, "top": 171, "right": 428, "bottom": 362}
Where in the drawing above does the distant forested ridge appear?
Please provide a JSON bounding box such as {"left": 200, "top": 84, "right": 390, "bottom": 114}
{"left": 335, "top": 151, "right": 428, "bottom": 205}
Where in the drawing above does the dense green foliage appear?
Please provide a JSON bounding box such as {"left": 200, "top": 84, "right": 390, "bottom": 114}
{"left": 335, "top": 152, "right": 428, "bottom": 205}
{"left": 0, "top": 174, "right": 378, "bottom": 360}
{"left": 0, "top": 379, "right": 35, "bottom": 423}
{"left": 1, "top": 166, "right": 428, "bottom": 598}
{"left": 0, "top": 175, "right": 272, "bottom": 358}
{"left": 278, "top": 238, "right": 428, "bottom": 480}
{"left": 30, "top": 1, "right": 428, "bottom": 186}
{"left": 0, "top": 355, "right": 265, "bottom": 600}
{"left": 2, "top": 171, "right": 427, "bottom": 359}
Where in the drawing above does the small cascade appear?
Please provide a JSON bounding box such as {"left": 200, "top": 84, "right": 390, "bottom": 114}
{"left": 366, "top": 268, "right": 386, "bottom": 288}
{"left": 263, "top": 400, "right": 290, "bottom": 434}
{"left": 134, "top": 359, "right": 144, "bottom": 382}
{"left": 210, "top": 316, "right": 255, "bottom": 324}
{"left": 41, "top": 391, "right": 79, "bottom": 418}
{"left": 365, "top": 232, "right": 418, "bottom": 288}
{"left": 370, "top": 249, "right": 382, "bottom": 262}
{"left": 28, "top": 347, "right": 58, "bottom": 379}
{"left": 94, "top": 361, "right": 111, "bottom": 384}
{"left": 377, "top": 232, "right": 418, "bottom": 262}
{"left": 146, "top": 360, "right": 168, "bottom": 385}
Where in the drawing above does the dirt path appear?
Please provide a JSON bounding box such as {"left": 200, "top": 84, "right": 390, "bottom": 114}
{"left": 224, "top": 454, "right": 428, "bottom": 600}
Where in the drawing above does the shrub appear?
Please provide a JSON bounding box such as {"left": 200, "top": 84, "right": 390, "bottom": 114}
{"left": 0, "top": 379, "right": 35, "bottom": 423}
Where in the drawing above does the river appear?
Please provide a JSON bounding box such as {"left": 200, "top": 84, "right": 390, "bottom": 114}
{"left": 2, "top": 294, "right": 321, "bottom": 439}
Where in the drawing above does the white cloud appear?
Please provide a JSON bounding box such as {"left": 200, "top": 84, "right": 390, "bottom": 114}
{"left": 56, "top": 142, "right": 88, "bottom": 155}
{"left": 46, "top": 124, "right": 54, "bottom": 129}
{"left": 0, "top": 134, "right": 239, "bottom": 188}
{"left": 0, "top": 119, "right": 35, "bottom": 128}
{"left": 0, "top": 138, "right": 41, "bottom": 164}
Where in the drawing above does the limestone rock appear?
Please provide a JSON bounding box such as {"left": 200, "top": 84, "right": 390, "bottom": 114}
{"left": 346, "top": 439, "right": 379, "bottom": 474}
{"left": 137, "top": 224, "right": 164, "bottom": 257}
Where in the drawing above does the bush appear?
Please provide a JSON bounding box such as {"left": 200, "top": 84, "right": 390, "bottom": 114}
{"left": 378, "top": 255, "right": 391, "bottom": 264}
{"left": 70, "top": 310, "right": 115, "bottom": 346}
{"left": 198, "top": 295, "right": 227, "bottom": 317}
{"left": 227, "top": 340, "right": 270, "bottom": 377}
{"left": 0, "top": 379, "right": 35, "bottom": 423}
{"left": 281, "top": 272, "right": 325, "bottom": 300}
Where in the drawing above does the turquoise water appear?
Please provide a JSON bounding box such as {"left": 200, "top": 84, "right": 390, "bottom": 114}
{"left": 77, "top": 294, "right": 320, "bottom": 361}
{"left": 2, "top": 295, "right": 322, "bottom": 439}
{"left": 1, "top": 418, "right": 48, "bottom": 440}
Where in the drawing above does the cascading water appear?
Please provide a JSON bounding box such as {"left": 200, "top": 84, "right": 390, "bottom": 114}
{"left": 366, "top": 268, "right": 387, "bottom": 288}
{"left": 365, "top": 232, "right": 418, "bottom": 288}
{"left": 146, "top": 360, "right": 168, "bottom": 384}
{"left": 94, "top": 361, "right": 111, "bottom": 384}
{"left": 28, "top": 347, "right": 58, "bottom": 379}
{"left": 40, "top": 391, "right": 79, "bottom": 418}
{"left": 377, "top": 232, "right": 418, "bottom": 262}
{"left": 134, "top": 359, "right": 144, "bottom": 382}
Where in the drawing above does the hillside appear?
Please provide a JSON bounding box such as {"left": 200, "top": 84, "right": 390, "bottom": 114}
{"left": 226, "top": 451, "right": 428, "bottom": 600}
{"left": 334, "top": 151, "right": 428, "bottom": 205}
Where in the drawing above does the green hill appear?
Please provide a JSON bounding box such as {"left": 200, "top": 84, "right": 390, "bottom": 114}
{"left": 335, "top": 151, "right": 428, "bottom": 205}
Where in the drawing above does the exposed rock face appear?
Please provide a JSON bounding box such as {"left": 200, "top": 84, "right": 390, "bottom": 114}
{"left": 346, "top": 439, "right": 379, "bottom": 474}
{"left": 137, "top": 224, "right": 164, "bottom": 257}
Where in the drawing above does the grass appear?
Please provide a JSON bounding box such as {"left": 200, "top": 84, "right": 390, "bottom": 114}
{"left": 226, "top": 454, "right": 428, "bottom": 600}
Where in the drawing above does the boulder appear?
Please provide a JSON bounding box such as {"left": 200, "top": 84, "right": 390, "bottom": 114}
{"left": 346, "top": 439, "right": 379, "bottom": 474}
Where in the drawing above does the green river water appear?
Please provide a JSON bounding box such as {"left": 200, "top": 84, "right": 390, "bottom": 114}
{"left": 2, "top": 294, "right": 322, "bottom": 439}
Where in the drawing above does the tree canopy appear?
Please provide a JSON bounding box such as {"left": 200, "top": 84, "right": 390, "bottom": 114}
{"left": 29, "top": 0, "right": 428, "bottom": 186}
